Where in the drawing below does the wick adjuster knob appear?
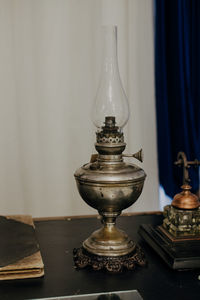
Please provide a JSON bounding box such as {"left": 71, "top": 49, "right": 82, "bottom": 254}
{"left": 123, "top": 149, "right": 143, "bottom": 162}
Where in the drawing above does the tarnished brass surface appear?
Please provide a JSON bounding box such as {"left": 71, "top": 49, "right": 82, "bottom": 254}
{"left": 74, "top": 116, "right": 146, "bottom": 259}
{"left": 75, "top": 160, "right": 145, "bottom": 184}
{"left": 171, "top": 184, "right": 199, "bottom": 209}
{"left": 123, "top": 148, "right": 143, "bottom": 162}
{"left": 83, "top": 221, "right": 135, "bottom": 256}
{"left": 163, "top": 204, "right": 200, "bottom": 237}
{"left": 95, "top": 143, "right": 126, "bottom": 155}
{"left": 74, "top": 146, "right": 145, "bottom": 257}
{"left": 75, "top": 168, "right": 145, "bottom": 213}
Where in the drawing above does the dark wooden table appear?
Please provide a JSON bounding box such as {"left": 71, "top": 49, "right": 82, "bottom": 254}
{"left": 1, "top": 213, "right": 200, "bottom": 300}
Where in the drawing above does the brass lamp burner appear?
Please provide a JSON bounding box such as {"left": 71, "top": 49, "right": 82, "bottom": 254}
{"left": 73, "top": 116, "right": 146, "bottom": 273}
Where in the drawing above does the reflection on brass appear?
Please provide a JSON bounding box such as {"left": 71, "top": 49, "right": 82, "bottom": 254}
{"left": 171, "top": 184, "right": 199, "bottom": 209}
{"left": 74, "top": 116, "right": 146, "bottom": 272}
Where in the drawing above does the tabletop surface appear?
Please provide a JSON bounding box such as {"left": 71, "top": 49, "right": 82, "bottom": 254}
{"left": 1, "top": 213, "right": 200, "bottom": 300}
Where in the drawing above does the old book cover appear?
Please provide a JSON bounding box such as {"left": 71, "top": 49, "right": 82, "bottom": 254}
{"left": 0, "top": 215, "right": 44, "bottom": 280}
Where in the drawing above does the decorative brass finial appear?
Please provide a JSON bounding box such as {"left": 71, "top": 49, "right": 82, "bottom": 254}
{"left": 171, "top": 184, "right": 199, "bottom": 209}
{"left": 172, "top": 152, "right": 200, "bottom": 209}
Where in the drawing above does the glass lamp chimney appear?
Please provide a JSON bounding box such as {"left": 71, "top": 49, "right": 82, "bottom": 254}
{"left": 92, "top": 26, "right": 129, "bottom": 131}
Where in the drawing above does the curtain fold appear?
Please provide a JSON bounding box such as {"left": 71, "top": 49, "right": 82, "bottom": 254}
{"left": 155, "top": 0, "right": 200, "bottom": 198}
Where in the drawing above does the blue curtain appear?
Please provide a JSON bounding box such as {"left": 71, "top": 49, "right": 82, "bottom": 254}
{"left": 155, "top": 0, "right": 200, "bottom": 198}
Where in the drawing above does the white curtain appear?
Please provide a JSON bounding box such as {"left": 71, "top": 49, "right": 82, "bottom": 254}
{"left": 0, "top": 0, "right": 159, "bottom": 217}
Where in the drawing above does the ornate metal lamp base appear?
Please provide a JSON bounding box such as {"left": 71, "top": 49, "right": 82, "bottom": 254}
{"left": 73, "top": 245, "right": 146, "bottom": 273}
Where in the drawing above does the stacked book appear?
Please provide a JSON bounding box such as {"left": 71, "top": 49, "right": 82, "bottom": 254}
{"left": 0, "top": 215, "right": 44, "bottom": 280}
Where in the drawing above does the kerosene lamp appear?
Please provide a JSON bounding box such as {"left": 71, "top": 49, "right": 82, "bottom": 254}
{"left": 73, "top": 26, "right": 146, "bottom": 273}
{"left": 139, "top": 152, "right": 200, "bottom": 269}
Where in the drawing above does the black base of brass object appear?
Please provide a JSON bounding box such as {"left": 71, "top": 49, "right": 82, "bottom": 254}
{"left": 73, "top": 245, "right": 146, "bottom": 273}
{"left": 139, "top": 224, "right": 200, "bottom": 270}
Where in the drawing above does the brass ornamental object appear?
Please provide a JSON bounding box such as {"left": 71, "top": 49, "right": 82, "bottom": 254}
{"left": 73, "top": 117, "right": 146, "bottom": 272}
{"left": 171, "top": 184, "right": 199, "bottom": 210}
{"left": 172, "top": 151, "right": 200, "bottom": 209}
{"left": 163, "top": 151, "right": 200, "bottom": 238}
{"left": 139, "top": 151, "right": 200, "bottom": 270}
{"left": 73, "top": 26, "right": 146, "bottom": 272}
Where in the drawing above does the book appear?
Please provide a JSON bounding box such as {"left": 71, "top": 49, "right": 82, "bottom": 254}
{"left": 0, "top": 215, "right": 44, "bottom": 280}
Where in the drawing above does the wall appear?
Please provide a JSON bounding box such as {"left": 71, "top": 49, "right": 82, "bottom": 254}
{"left": 0, "top": 0, "right": 159, "bottom": 217}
